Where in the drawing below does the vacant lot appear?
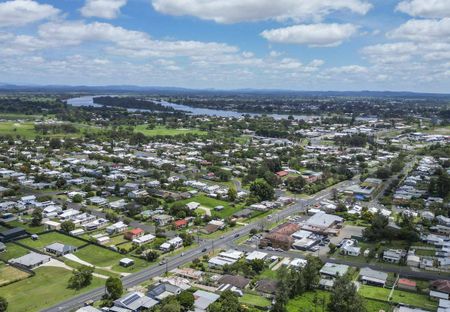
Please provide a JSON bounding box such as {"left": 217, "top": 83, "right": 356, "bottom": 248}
{"left": 134, "top": 125, "right": 206, "bottom": 137}
{"left": 0, "top": 266, "right": 104, "bottom": 312}
{"left": 359, "top": 285, "right": 437, "bottom": 310}
{"left": 287, "top": 291, "right": 330, "bottom": 312}
{"left": 0, "top": 263, "right": 30, "bottom": 286}
{"left": 73, "top": 244, "right": 148, "bottom": 272}
{"left": 20, "top": 232, "right": 87, "bottom": 251}
{"left": 173, "top": 194, "right": 243, "bottom": 218}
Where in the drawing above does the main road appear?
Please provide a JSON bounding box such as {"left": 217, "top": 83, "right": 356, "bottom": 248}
{"left": 42, "top": 177, "right": 358, "bottom": 312}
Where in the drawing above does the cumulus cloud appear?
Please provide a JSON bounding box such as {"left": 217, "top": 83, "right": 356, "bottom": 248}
{"left": 0, "top": 0, "right": 59, "bottom": 27}
{"left": 81, "top": 0, "right": 128, "bottom": 19}
{"left": 152, "top": 0, "right": 372, "bottom": 23}
{"left": 260, "top": 23, "right": 358, "bottom": 47}
{"left": 388, "top": 18, "right": 450, "bottom": 43}
{"left": 396, "top": 0, "right": 450, "bottom": 18}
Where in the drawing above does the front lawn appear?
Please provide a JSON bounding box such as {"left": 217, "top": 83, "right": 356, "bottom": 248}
{"left": 19, "top": 232, "right": 87, "bottom": 250}
{"left": 0, "top": 266, "right": 104, "bottom": 312}
{"left": 239, "top": 293, "right": 271, "bottom": 308}
{"left": 0, "top": 263, "right": 30, "bottom": 286}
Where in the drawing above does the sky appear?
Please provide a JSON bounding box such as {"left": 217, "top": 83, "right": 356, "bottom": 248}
{"left": 0, "top": 0, "right": 449, "bottom": 92}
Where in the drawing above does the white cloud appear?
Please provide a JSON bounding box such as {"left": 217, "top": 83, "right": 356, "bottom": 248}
{"left": 152, "top": 0, "right": 372, "bottom": 24}
{"left": 388, "top": 18, "right": 450, "bottom": 43}
{"left": 396, "top": 0, "right": 450, "bottom": 18}
{"left": 0, "top": 0, "right": 59, "bottom": 28}
{"left": 261, "top": 23, "right": 358, "bottom": 47}
{"left": 81, "top": 0, "right": 128, "bottom": 19}
{"left": 327, "top": 65, "right": 368, "bottom": 74}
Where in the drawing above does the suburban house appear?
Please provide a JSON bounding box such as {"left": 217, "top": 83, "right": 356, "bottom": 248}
{"left": 44, "top": 243, "right": 77, "bottom": 256}
{"left": 193, "top": 290, "right": 220, "bottom": 312}
{"left": 147, "top": 282, "right": 182, "bottom": 301}
{"left": 398, "top": 279, "right": 417, "bottom": 291}
{"left": 431, "top": 280, "right": 450, "bottom": 300}
{"left": 124, "top": 228, "right": 145, "bottom": 241}
{"left": 359, "top": 267, "right": 388, "bottom": 287}
{"left": 9, "top": 252, "right": 51, "bottom": 269}
{"left": 160, "top": 237, "right": 183, "bottom": 252}
{"left": 113, "top": 292, "right": 158, "bottom": 312}
{"left": 383, "top": 249, "right": 405, "bottom": 264}
{"left": 319, "top": 263, "right": 349, "bottom": 289}
{"left": 0, "top": 227, "right": 27, "bottom": 242}
{"left": 133, "top": 233, "right": 156, "bottom": 246}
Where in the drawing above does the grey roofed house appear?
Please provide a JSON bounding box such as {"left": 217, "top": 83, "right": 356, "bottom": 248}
{"left": 218, "top": 275, "right": 251, "bottom": 289}
{"left": 0, "top": 227, "right": 27, "bottom": 242}
{"left": 9, "top": 252, "right": 51, "bottom": 268}
{"left": 255, "top": 279, "right": 278, "bottom": 295}
{"left": 193, "top": 290, "right": 220, "bottom": 312}
{"left": 147, "top": 282, "right": 182, "bottom": 301}
{"left": 44, "top": 242, "right": 77, "bottom": 256}
{"left": 320, "top": 263, "right": 349, "bottom": 278}
{"left": 306, "top": 212, "right": 343, "bottom": 229}
{"left": 114, "top": 291, "right": 158, "bottom": 312}
{"left": 359, "top": 267, "right": 388, "bottom": 286}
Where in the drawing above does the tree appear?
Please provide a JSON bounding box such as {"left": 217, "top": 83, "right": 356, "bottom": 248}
{"left": 31, "top": 208, "right": 43, "bottom": 226}
{"left": 61, "top": 221, "right": 75, "bottom": 233}
{"left": 49, "top": 138, "right": 62, "bottom": 149}
{"left": 177, "top": 291, "right": 195, "bottom": 311}
{"left": 228, "top": 185, "right": 237, "bottom": 202}
{"left": 0, "top": 296, "right": 7, "bottom": 312}
{"left": 72, "top": 194, "right": 83, "bottom": 203}
{"left": 375, "top": 167, "right": 391, "bottom": 180}
{"left": 303, "top": 256, "right": 322, "bottom": 290}
{"left": 286, "top": 176, "right": 306, "bottom": 193}
{"left": 68, "top": 266, "right": 94, "bottom": 290}
{"left": 328, "top": 275, "right": 366, "bottom": 312}
{"left": 105, "top": 277, "right": 123, "bottom": 300}
{"left": 250, "top": 179, "right": 274, "bottom": 201}
{"left": 145, "top": 250, "right": 159, "bottom": 262}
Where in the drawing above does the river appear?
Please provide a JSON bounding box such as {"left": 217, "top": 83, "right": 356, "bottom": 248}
{"left": 66, "top": 96, "right": 319, "bottom": 121}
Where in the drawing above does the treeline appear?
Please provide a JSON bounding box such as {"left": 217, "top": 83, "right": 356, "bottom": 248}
{"left": 34, "top": 123, "right": 79, "bottom": 134}
{"left": 93, "top": 96, "right": 177, "bottom": 112}
{"left": 335, "top": 134, "right": 372, "bottom": 147}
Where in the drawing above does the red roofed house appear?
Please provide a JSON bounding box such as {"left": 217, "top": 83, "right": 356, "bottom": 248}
{"left": 124, "top": 228, "right": 144, "bottom": 241}
{"left": 173, "top": 219, "right": 188, "bottom": 229}
{"left": 276, "top": 171, "right": 289, "bottom": 178}
{"left": 398, "top": 278, "right": 416, "bottom": 291}
{"left": 430, "top": 280, "right": 450, "bottom": 300}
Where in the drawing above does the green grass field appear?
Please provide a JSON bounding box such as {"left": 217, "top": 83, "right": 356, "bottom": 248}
{"left": 359, "top": 285, "right": 437, "bottom": 310}
{"left": 73, "top": 245, "right": 148, "bottom": 272}
{"left": 7, "top": 220, "right": 46, "bottom": 234}
{"left": 0, "top": 266, "right": 104, "bottom": 312}
{"left": 286, "top": 291, "right": 331, "bottom": 312}
{"left": 239, "top": 293, "right": 271, "bottom": 308}
{"left": 19, "top": 232, "right": 87, "bottom": 250}
{"left": 172, "top": 194, "right": 243, "bottom": 218}
{"left": 134, "top": 125, "right": 206, "bottom": 137}
{"left": 0, "top": 243, "right": 30, "bottom": 261}
{"left": 0, "top": 121, "right": 36, "bottom": 138}
{"left": 0, "top": 121, "right": 98, "bottom": 139}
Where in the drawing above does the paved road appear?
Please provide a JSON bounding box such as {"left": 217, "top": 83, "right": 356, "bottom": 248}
{"left": 41, "top": 178, "right": 358, "bottom": 312}
{"left": 233, "top": 244, "right": 448, "bottom": 281}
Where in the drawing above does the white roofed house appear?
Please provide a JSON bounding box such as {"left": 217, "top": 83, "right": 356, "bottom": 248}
{"left": 87, "top": 196, "right": 108, "bottom": 207}
{"left": 160, "top": 237, "right": 183, "bottom": 252}
{"left": 109, "top": 199, "right": 127, "bottom": 210}
{"left": 319, "top": 263, "right": 349, "bottom": 290}
{"left": 106, "top": 221, "right": 128, "bottom": 235}
{"left": 133, "top": 233, "right": 156, "bottom": 246}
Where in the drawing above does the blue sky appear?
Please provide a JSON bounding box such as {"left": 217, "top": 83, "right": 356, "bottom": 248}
{"left": 0, "top": 0, "right": 449, "bottom": 92}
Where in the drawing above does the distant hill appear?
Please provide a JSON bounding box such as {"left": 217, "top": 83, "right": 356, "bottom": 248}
{"left": 0, "top": 83, "right": 449, "bottom": 99}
